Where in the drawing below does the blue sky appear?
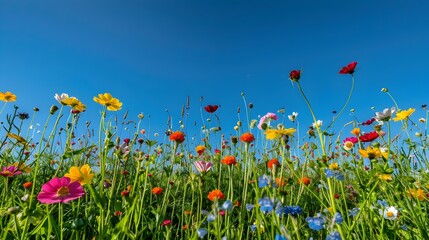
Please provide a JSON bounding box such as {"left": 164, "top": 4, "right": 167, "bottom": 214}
{"left": 1, "top": 0, "right": 428, "bottom": 145}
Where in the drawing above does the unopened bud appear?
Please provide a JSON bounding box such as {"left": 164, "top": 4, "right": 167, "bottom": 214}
{"left": 50, "top": 105, "right": 59, "bottom": 115}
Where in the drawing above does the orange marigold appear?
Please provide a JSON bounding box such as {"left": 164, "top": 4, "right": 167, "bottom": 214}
{"left": 196, "top": 145, "right": 206, "bottom": 155}
{"left": 208, "top": 189, "right": 225, "bottom": 201}
{"left": 222, "top": 155, "right": 237, "bottom": 165}
{"left": 169, "top": 131, "right": 185, "bottom": 143}
{"left": 152, "top": 187, "right": 163, "bottom": 195}
{"left": 240, "top": 132, "right": 255, "bottom": 143}
{"left": 300, "top": 177, "right": 311, "bottom": 186}
{"left": 275, "top": 177, "right": 287, "bottom": 187}
{"left": 267, "top": 159, "right": 280, "bottom": 169}
{"left": 23, "top": 181, "right": 32, "bottom": 189}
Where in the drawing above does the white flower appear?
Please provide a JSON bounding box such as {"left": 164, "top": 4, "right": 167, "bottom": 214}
{"left": 288, "top": 112, "right": 299, "bottom": 122}
{"left": 312, "top": 120, "right": 323, "bottom": 128}
{"left": 375, "top": 107, "right": 395, "bottom": 123}
{"left": 381, "top": 206, "right": 398, "bottom": 220}
{"left": 54, "top": 93, "right": 69, "bottom": 105}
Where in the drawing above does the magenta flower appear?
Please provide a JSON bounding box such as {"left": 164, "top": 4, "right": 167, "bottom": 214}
{"left": 258, "top": 112, "right": 278, "bottom": 130}
{"left": 194, "top": 161, "right": 213, "bottom": 173}
{"left": 0, "top": 166, "right": 22, "bottom": 177}
{"left": 37, "top": 177, "right": 85, "bottom": 204}
{"left": 343, "top": 137, "right": 358, "bottom": 144}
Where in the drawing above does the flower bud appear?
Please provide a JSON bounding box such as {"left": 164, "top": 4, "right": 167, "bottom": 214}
{"left": 381, "top": 88, "right": 389, "bottom": 92}
{"left": 49, "top": 105, "right": 59, "bottom": 115}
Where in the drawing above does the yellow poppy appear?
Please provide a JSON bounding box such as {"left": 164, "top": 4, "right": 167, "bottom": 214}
{"left": 93, "top": 93, "right": 122, "bottom": 111}
{"left": 64, "top": 164, "right": 94, "bottom": 185}
{"left": 393, "top": 108, "right": 415, "bottom": 121}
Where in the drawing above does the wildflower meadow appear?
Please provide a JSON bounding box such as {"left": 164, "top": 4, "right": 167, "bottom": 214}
{"left": 1, "top": 62, "right": 429, "bottom": 240}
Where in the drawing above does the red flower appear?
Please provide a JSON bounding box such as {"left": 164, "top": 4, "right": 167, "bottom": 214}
{"left": 339, "top": 61, "right": 358, "bottom": 74}
{"left": 289, "top": 70, "right": 301, "bottom": 82}
{"left": 222, "top": 155, "right": 236, "bottom": 165}
{"left": 204, "top": 105, "right": 219, "bottom": 113}
{"left": 240, "top": 132, "right": 255, "bottom": 143}
{"left": 359, "top": 131, "right": 379, "bottom": 142}
{"left": 361, "top": 118, "right": 375, "bottom": 126}
{"left": 169, "top": 131, "right": 185, "bottom": 143}
{"left": 208, "top": 189, "right": 225, "bottom": 201}
{"left": 152, "top": 187, "right": 163, "bottom": 195}
{"left": 267, "top": 159, "right": 280, "bottom": 169}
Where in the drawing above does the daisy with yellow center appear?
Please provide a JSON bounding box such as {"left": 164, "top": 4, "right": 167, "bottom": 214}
{"left": 393, "top": 108, "right": 415, "bottom": 122}
{"left": 64, "top": 164, "right": 94, "bottom": 185}
{"left": 358, "top": 146, "right": 387, "bottom": 160}
{"left": 265, "top": 127, "right": 296, "bottom": 140}
{"left": 93, "top": 93, "right": 122, "bottom": 111}
{"left": 0, "top": 92, "right": 17, "bottom": 102}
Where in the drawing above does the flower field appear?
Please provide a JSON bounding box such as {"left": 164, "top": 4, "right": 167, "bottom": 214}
{"left": 1, "top": 62, "right": 429, "bottom": 240}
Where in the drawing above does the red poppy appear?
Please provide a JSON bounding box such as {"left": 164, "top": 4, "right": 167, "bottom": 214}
{"left": 359, "top": 131, "right": 379, "bottom": 142}
{"left": 240, "top": 132, "right": 255, "bottom": 143}
{"left": 339, "top": 61, "right": 358, "bottom": 74}
{"left": 169, "top": 131, "right": 185, "bottom": 143}
{"left": 267, "top": 159, "right": 280, "bottom": 169}
{"left": 361, "top": 118, "right": 375, "bottom": 126}
{"left": 289, "top": 70, "right": 301, "bottom": 82}
{"left": 204, "top": 105, "right": 219, "bottom": 113}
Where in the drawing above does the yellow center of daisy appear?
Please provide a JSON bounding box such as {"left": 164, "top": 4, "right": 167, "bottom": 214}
{"left": 387, "top": 211, "right": 394, "bottom": 217}
{"left": 57, "top": 186, "right": 70, "bottom": 197}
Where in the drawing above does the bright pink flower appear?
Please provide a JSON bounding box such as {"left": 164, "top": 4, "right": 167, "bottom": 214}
{"left": 162, "top": 219, "right": 172, "bottom": 226}
{"left": 339, "top": 61, "right": 358, "bottom": 74}
{"left": 343, "top": 137, "right": 358, "bottom": 144}
{"left": 0, "top": 166, "right": 22, "bottom": 177}
{"left": 204, "top": 105, "right": 219, "bottom": 113}
{"left": 37, "top": 177, "right": 85, "bottom": 204}
{"left": 194, "top": 161, "right": 213, "bottom": 173}
{"left": 359, "top": 131, "right": 379, "bottom": 142}
{"left": 258, "top": 112, "right": 278, "bottom": 130}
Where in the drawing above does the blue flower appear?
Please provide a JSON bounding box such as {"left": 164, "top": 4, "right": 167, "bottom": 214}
{"left": 334, "top": 212, "right": 343, "bottom": 224}
{"left": 305, "top": 215, "right": 325, "bottom": 231}
{"left": 258, "top": 197, "right": 274, "bottom": 214}
{"left": 197, "top": 228, "right": 208, "bottom": 239}
{"left": 275, "top": 202, "right": 285, "bottom": 216}
{"left": 348, "top": 207, "right": 359, "bottom": 217}
{"left": 377, "top": 199, "right": 389, "bottom": 207}
{"left": 258, "top": 175, "right": 271, "bottom": 188}
{"left": 284, "top": 206, "right": 302, "bottom": 215}
{"left": 221, "top": 200, "right": 233, "bottom": 211}
{"left": 326, "top": 231, "right": 341, "bottom": 240}
{"left": 207, "top": 213, "right": 216, "bottom": 222}
{"left": 246, "top": 203, "right": 254, "bottom": 211}
{"left": 275, "top": 233, "right": 288, "bottom": 240}
{"left": 250, "top": 224, "right": 257, "bottom": 232}
{"left": 324, "top": 169, "right": 344, "bottom": 181}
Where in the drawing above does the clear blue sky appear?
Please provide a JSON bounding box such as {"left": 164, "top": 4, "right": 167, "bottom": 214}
{"left": 1, "top": 0, "right": 428, "bottom": 144}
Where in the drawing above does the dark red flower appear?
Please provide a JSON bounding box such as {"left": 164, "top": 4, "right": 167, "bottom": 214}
{"left": 359, "top": 131, "right": 379, "bottom": 142}
{"left": 339, "top": 61, "right": 358, "bottom": 74}
{"left": 361, "top": 118, "right": 376, "bottom": 126}
{"left": 289, "top": 70, "right": 301, "bottom": 82}
{"left": 204, "top": 105, "right": 219, "bottom": 113}
{"left": 123, "top": 138, "right": 130, "bottom": 144}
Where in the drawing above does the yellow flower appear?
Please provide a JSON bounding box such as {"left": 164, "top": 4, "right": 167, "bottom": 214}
{"left": 408, "top": 188, "right": 426, "bottom": 201}
{"left": 393, "top": 108, "right": 415, "bottom": 122}
{"left": 12, "top": 162, "right": 31, "bottom": 173}
{"left": 64, "top": 164, "right": 94, "bottom": 185}
{"left": 62, "top": 97, "right": 86, "bottom": 112}
{"left": 358, "top": 146, "right": 387, "bottom": 160}
{"left": 7, "top": 133, "right": 27, "bottom": 144}
{"left": 265, "top": 128, "right": 296, "bottom": 140}
{"left": 350, "top": 128, "right": 360, "bottom": 136}
{"left": 0, "top": 92, "right": 17, "bottom": 102}
{"left": 378, "top": 173, "right": 392, "bottom": 181}
{"left": 329, "top": 162, "right": 339, "bottom": 170}
{"left": 93, "top": 93, "right": 122, "bottom": 111}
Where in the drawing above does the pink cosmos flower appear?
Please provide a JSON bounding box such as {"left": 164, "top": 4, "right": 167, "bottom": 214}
{"left": 194, "top": 161, "right": 213, "bottom": 173}
{"left": 0, "top": 166, "right": 22, "bottom": 177}
{"left": 37, "top": 177, "right": 85, "bottom": 204}
{"left": 343, "top": 137, "right": 358, "bottom": 144}
{"left": 258, "top": 112, "right": 278, "bottom": 130}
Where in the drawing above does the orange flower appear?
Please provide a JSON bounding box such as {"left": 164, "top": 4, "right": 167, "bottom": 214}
{"left": 350, "top": 128, "right": 361, "bottom": 136}
{"left": 240, "top": 132, "right": 255, "bottom": 143}
{"left": 169, "top": 131, "right": 185, "bottom": 143}
{"left": 234, "top": 201, "right": 240, "bottom": 207}
{"left": 275, "top": 177, "right": 287, "bottom": 187}
{"left": 152, "top": 187, "right": 163, "bottom": 195}
{"left": 23, "top": 181, "right": 32, "bottom": 189}
{"left": 300, "top": 177, "right": 311, "bottom": 186}
{"left": 182, "top": 224, "right": 188, "bottom": 230}
{"left": 195, "top": 145, "right": 206, "bottom": 155}
{"left": 222, "top": 155, "right": 236, "bottom": 165}
{"left": 408, "top": 188, "right": 426, "bottom": 201}
{"left": 208, "top": 189, "right": 225, "bottom": 201}
{"left": 267, "top": 159, "right": 280, "bottom": 169}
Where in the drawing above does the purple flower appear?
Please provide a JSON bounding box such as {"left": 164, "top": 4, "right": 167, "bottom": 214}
{"left": 194, "top": 161, "right": 213, "bottom": 173}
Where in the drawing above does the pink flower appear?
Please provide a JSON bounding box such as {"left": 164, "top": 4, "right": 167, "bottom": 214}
{"left": 37, "top": 177, "right": 85, "bottom": 204}
{"left": 258, "top": 112, "right": 278, "bottom": 130}
{"left": 194, "top": 161, "right": 213, "bottom": 173}
{"left": 0, "top": 166, "right": 22, "bottom": 177}
{"left": 162, "top": 219, "right": 172, "bottom": 226}
{"left": 343, "top": 137, "right": 358, "bottom": 144}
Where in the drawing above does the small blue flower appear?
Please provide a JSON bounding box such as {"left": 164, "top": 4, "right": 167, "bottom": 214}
{"left": 221, "top": 200, "right": 233, "bottom": 211}
{"left": 306, "top": 215, "right": 325, "bottom": 231}
{"left": 250, "top": 224, "right": 257, "bottom": 232}
{"left": 197, "top": 228, "right": 208, "bottom": 239}
{"left": 275, "top": 202, "right": 285, "bottom": 216}
{"left": 275, "top": 233, "right": 288, "bottom": 240}
{"left": 324, "top": 169, "right": 344, "bottom": 181}
{"left": 246, "top": 203, "right": 254, "bottom": 211}
{"left": 326, "top": 231, "right": 341, "bottom": 240}
{"left": 258, "top": 197, "right": 274, "bottom": 214}
{"left": 258, "top": 175, "right": 271, "bottom": 188}
{"left": 285, "top": 206, "right": 302, "bottom": 215}
{"left": 401, "top": 224, "right": 408, "bottom": 231}
{"left": 207, "top": 213, "right": 216, "bottom": 222}
{"left": 348, "top": 207, "right": 359, "bottom": 217}
{"left": 377, "top": 200, "right": 389, "bottom": 207}
{"left": 334, "top": 212, "right": 343, "bottom": 224}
